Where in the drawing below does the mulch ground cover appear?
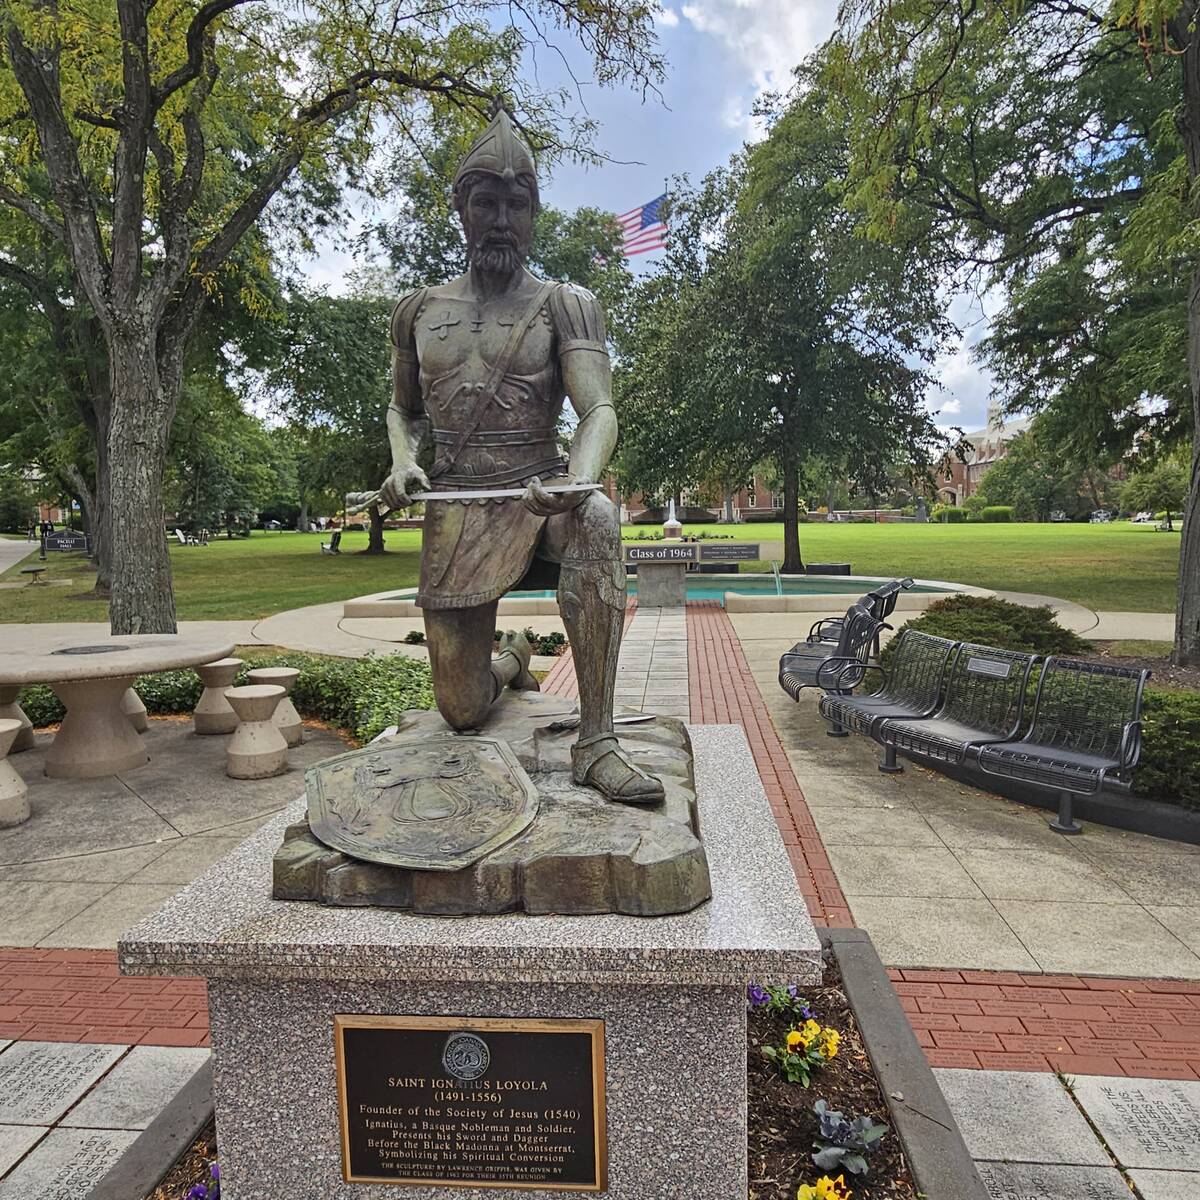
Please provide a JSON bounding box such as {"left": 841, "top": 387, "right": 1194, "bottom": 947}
{"left": 749, "top": 963, "right": 916, "bottom": 1200}
{"left": 1087, "top": 641, "right": 1200, "bottom": 692}
{"left": 147, "top": 1118, "right": 217, "bottom": 1200}
{"left": 151, "top": 963, "right": 917, "bottom": 1200}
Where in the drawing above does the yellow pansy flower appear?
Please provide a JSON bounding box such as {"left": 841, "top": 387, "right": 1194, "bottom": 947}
{"left": 786, "top": 1029, "right": 804, "bottom": 1050}
{"left": 796, "top": 1174, "right": 852, "bottom": 1200}
{"left": 821, "top": 1029, "right": 841, "bottom": 1058}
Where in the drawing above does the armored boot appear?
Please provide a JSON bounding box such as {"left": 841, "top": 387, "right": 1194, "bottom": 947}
{"left": 559, "top": 499, "right": 665, "bottom": 807}
{"left": 492, "top": 630, "right": 539, "bottom": 694}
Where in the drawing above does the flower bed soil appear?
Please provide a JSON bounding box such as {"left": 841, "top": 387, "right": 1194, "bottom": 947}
{"left": 150, "top": 963, "right": 917, "bottom": 1200}
{"left": 146, "top": 1118, "right": 216, "bottom": 1200}
{"left": 749, "top": 963, "right": 917, "bottom": 1200}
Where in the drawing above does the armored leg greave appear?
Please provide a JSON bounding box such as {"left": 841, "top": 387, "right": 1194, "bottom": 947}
{"left": 560, "top": 497, "right": 663, "bottom": 805}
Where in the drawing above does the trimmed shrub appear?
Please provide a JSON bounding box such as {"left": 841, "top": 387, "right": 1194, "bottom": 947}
{"left": 743, "top": 510, "right": 786, "bottom": 523}
{"left": 931, "top": 504, "right": 969, "bottom": 523}
{"left": 882, "top": 595, "right": 1088, "bottom": 664}
{"left": 19, "top": 651, "right": 436, "bottom": 745}
{"left": 1134, "top": 689, "right": 1200, "bottom": 811}
{"left": 981, "top": 505, "right": 1014, "bottom": 522}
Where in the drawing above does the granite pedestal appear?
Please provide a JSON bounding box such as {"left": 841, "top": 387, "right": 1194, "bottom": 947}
{"left": 119, "top": 726, "right": 821, "bottom": 1199}
{"left": 635, "top": 561, "right": 688, "bottom": 607}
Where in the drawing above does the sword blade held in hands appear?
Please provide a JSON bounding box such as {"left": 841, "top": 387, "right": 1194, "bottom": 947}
{"left": 412, "top": 482, "right": 603, "bottom": 502}
{"left": 346, "top": 482, "right": 601, "bottom": 515}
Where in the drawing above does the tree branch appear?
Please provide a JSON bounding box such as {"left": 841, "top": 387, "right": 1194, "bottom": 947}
{"left": 0, "top": 184, "right": 65, "bottom": 241}
{"left": 152, "top": 0, "right": 251, "bottom": 106}
{"left": 111, "top": 0, "right": 152, "bottom": 308}
{"left": 3, "top": 22, "right": 111, "bottom": 318}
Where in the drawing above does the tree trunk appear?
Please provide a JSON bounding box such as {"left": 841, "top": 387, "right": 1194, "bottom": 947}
{"left": 297, "top": 499, "right": 310, "bottom": 532}
{"left": 781, "top": 456, "right": 804, "bottom": 574}
{"left": 107, "top": 334, "right": 177, "bottom": 634}
{"left": 363, "top": 506, "right": 386, "bottom": 554}
{"left": 91, "top": 429, "right": 112, "bottom": 596}
{"left": 722, "top": 489, "right": 735, "bottom": 523}
{"left": 1174, "top": 28, "right": 1200, "bottom": 665}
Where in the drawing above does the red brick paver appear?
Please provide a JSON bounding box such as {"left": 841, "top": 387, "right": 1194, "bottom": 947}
{"left": 0, "top": 949, "right": 209, "bottom": 1046}
{"left": 686, "top": 601, "right": 851, "bottom": 926}
{"left": 894, "top": 968, "right": 1200, "bottom": 1077}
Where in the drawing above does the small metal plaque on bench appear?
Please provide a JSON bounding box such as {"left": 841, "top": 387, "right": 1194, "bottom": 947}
{"left": 966, "top": 656, "right": 1011, "bottom": 678}
{"left": 335, "top": 1014, "right": 607, "bottom": 1190}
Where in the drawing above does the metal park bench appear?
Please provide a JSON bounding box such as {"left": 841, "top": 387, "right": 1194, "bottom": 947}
{"left": 976, "top": 658, "right": 1150, "bottom": 834}
{"left": 808, "top": 577, "right": 914, "bottom": 656}
{"left": 320, "top": 530, "right": 342, "bottom": 555}
{"left": 778, "top": 604, "right": 887, "bottom": 704}
{"left": 878, "top": 642, "right": 1037, "bottom": 773}
{"left": 817, "top": 630, "right": 957, "bottom": 755}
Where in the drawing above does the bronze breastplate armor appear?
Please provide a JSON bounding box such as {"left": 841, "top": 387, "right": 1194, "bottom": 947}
{"left": 414, "top": 293, "right": 566, "bottom": 487}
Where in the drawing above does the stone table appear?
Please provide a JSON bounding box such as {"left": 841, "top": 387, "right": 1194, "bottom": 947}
{"left": 0, "top": 631, "right": 235, "bottom": 779}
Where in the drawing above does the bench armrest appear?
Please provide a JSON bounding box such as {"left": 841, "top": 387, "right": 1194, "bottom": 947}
{"left": 817, "top": 656, "right": 870, "bottom": 691}
{"left": 1117, "top": 720, "right": 1143, "bottom": 771}
{"left": 807, "top": 617, "right": 843, "bottom": 644}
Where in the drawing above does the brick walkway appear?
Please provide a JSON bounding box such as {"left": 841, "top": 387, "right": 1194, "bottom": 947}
{"left": 894, "top": 967, "right": 1200, "bottom": 1079}
{"left": 0, "top": 948, "right": 208, "bottom": 1046}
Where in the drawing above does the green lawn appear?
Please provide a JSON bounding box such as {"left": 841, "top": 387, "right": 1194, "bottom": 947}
{"left": 0, "top": 521, "right": 1182, "bottom": 622}
{"left": 679, "top": 520, "right": 1181, "bottom": 612}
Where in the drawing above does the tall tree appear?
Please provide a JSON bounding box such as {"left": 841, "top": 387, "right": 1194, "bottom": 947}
{"left": 832, "top": 0, "right": 1200, "bottom": 661}
{"left": 615, "top": 66, "right": 951, "bottom": 571}
{"left": 268, "top": 292, "right": 393, "bottom": 552}
{"left": 0, "top": 0, "right": 662, "bottom": 632}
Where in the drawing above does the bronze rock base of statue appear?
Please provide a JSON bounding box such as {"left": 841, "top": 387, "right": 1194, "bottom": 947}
{"left": 272, "top": 691, "right": 711, "bottom": 917}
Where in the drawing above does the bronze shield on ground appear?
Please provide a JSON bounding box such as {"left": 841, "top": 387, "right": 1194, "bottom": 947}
{"left": 306, "top": 734, "right": 539, "bottom": 870}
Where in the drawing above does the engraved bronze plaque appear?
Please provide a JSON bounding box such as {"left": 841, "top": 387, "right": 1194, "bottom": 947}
{"left": 334, "top": 1015, "right": 607, "bottom": 1190}
{"left": 306, "top": 735, "right": 539, "bottom": 871}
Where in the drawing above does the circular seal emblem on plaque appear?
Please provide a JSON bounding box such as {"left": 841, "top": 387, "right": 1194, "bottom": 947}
{"left": 442, "top": 1032, "right": 490, "bottom": 1081}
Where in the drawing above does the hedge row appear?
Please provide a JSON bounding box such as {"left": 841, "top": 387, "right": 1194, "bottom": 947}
{"left": 887, "top": 596, "right": 1200, "bottom": 810}
{"left": 19, "top": 651, "right": 436, "bottom": 745}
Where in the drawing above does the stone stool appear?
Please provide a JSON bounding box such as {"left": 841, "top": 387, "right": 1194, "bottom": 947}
{"left": 0, "top": 685, "right": 35, "bottom": 753}
{"left": 225, "top": 685, "right": 289, "bottom": 779}
{"left": 122, "top": 687, "right": 149, "bottom": 733}
{"left": 194, "top": 657, "right": 244, "bottom": 735}
{"left": 0, "top": 719, "right": 30, "bottom": 827}
{"left": 246, "top": 667, "right": 303, "bottom": 747}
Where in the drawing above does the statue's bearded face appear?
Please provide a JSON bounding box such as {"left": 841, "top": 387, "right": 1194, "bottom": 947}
{"left": 460, "top": 176, "right": 534, "bottom": 276}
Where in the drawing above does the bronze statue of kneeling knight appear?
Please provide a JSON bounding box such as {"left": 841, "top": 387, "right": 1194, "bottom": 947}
{"left": 376, "top": 106, "right": 664, "bottom": 808}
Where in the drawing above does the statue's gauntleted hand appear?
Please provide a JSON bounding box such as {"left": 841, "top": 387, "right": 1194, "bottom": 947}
{"left": 522, "top": 476, "right": 591, "bottom": 517}
{"left": 379, "top": 464, "right": 431, "bottom": 510}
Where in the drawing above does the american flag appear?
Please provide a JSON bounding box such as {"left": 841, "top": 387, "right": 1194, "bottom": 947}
{"left": 617, "top": 194, "right": 667, "bottom": 256}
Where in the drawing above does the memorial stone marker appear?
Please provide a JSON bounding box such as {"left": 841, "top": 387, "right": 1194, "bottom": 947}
{"left": 976, "top": 1162, "right": 1135, "bottom": 1200}
{"left": 1073, "top": 1077, "right": 1200, "bottom": 1170}
{"left": 0, "top": 1041, "right": 124, "bottom": 1125}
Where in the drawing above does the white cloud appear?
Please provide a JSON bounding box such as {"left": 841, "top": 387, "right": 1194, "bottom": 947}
{"left": 939, "top": 397, "right": 963, "bottom": 415}
{"left": 679, "top": 0, "right": 837, "bottom": 128}
{"left": 657, "top": 6, "right": 680, "bottom": 27}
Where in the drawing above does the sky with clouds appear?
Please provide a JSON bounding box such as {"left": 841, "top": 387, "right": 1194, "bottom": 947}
{"left": 301, "top": 0, "right": 997, "bottom": 435}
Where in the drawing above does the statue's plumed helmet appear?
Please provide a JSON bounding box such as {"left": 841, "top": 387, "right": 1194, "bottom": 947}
{"left": 452, "top": 107, "right": 540, "bottom": 215}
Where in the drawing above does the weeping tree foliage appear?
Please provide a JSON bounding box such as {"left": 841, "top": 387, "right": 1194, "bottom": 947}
{"left": 614, "top": 62, "right": 952, "bottom": 571}
{"left": 830, "top": 0, "right": 1200, "bottom": 661}
{"left": 0, "top": 0, "right": 663, "bottom": 633}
